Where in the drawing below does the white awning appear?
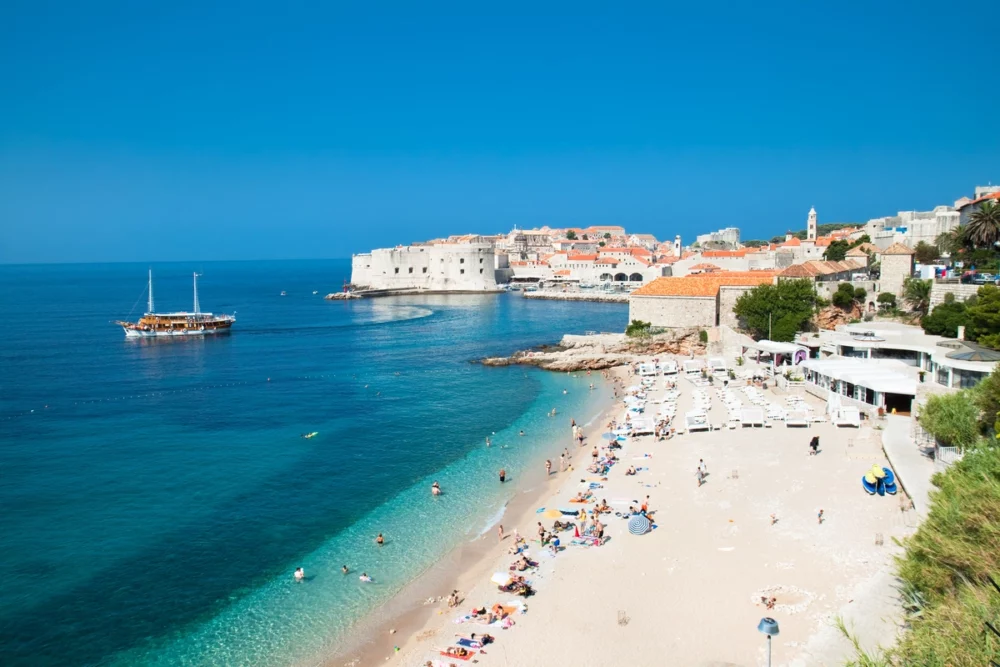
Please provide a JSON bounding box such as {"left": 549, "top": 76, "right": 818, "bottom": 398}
{"left": 800, "top": 358, "right": 917, "bottom": 396}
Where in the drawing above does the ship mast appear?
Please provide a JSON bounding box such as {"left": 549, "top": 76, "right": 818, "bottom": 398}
{"left": 193, "top": 272, "right": 201, "bottom": 314}
{"left": 148, "top": 269, "right": 155, "bottom": 313}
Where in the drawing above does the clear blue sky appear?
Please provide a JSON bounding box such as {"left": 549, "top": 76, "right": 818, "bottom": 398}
{"left": 1, "top": 1, "right": 997, "bottom": 263}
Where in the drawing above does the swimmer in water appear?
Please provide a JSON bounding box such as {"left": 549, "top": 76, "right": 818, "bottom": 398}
{"left": 486, "top": 436, "right": 491, "bottom": 447}
{"left": 342, "top": 565, "right": 349, "bottom": 574}
{"left": 432, "top": 481, "right": 441, "bottom": 496}
{"left": 376, "top": 533, "right": 385, "bottom": 547}
{"left": 359, "top": 573, "right": 373, "bottom": 583}
{"left": 519, "top": 430, "right": 524, "bottom": 437}
{"left": 294, "top": 567, "right": 305, "bottom": 581}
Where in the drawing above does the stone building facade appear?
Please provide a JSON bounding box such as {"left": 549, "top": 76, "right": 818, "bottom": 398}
{"left": 351, "top": 242, "right": 501, "bottom": 291}
{"left": 628, "top": 272, "right": 777, "bottom": 329}
{"left": 878, "top": 243, "right": 916, "bottom": 297}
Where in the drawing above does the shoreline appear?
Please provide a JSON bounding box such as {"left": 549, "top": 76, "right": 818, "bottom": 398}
{"left": 323, "top": 369, "right": 625, "bottom": 667}
{"left": 522, "top": 291, "right": 629, "bottom": 303}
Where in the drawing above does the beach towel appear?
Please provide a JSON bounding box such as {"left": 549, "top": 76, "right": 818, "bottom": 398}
{"left": 456, "top": 638, "right": 483, "bottom": 649}
{"left": 439, "top": 649, "right": 476, "bottom": 661}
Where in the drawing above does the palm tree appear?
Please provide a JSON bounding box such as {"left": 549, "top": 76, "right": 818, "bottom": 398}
{"left": 902, "top": 277, "right": 932, "bottom": 315}
{"left": 936, "top": 227, "right": 967, "bottom": 255}
{"left": 964, "top": 201, "right": 1000, "bottom": 248}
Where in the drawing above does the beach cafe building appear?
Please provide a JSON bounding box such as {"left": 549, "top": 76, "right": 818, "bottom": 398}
{"left": 795, "top": 322, "right": 998, "bottom": 396}
{"left": 798, "top": 358, "right": 918, "bottom": 413}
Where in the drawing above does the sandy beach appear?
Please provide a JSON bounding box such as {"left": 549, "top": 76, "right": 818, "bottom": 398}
{"left": 341, "top": 357, "right": 919, "bottom": 667}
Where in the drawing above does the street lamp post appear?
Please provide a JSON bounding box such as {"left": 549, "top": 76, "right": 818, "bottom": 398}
{"left": 757, "top": 617, "right": 779, "bottom": 667}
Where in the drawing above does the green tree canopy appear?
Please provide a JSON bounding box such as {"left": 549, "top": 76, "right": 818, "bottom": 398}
{"left": 966, "top": 285, "right": 1000, "bottom": 349}
{"left": 742, "top": 239, "right": 768, "bottom": 248}
{"left": 823, "top": 240, "right": 851, "bottom": 262}
{"left": 733, "top": 279, "right": 818, "bottom": 341}
{"left": 919, "top": 390, "right": 982, "bottom": 450}
{"left": 922, "top": 300, "right": 969, "bottom": 338}
{"left": 565, "top": 230, "right": 577, "bottom": 240}
{"left": 831, "top": 282, "right": 863, "bottom": 309}
{"left": 913, "top": 241, "right": 941, "bottom": 264}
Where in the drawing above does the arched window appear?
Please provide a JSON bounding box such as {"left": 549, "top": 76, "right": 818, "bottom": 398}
{"left": 614, "top": 273, "right": 628, "bottom": 282}
{"left": 629, "top": 273, "right": 643, "bottom": 282}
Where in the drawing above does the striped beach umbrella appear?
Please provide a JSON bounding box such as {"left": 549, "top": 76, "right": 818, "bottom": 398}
{"left": 628, "top": 515, "right": 651, "bottom": 535}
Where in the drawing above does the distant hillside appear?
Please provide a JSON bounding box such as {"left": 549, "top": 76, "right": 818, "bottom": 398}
{"left": 768, "top": 222, "right": 861, "bottom": 244}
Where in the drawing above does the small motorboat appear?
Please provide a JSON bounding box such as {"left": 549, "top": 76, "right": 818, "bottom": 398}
{"left": 302, "top": 432, "right": 318, "bottom": 439}
{"left": 312, "top": 290, "right": 318, "bottom": 295}
{"left": 280, "top": 291, "right": 287, "bottom": 296}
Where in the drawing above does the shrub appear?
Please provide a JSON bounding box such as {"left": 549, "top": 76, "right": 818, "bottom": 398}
{"left": 853, "top": 287, "right": 867, "bottom": 301}
{"left": 625, "top": 320, "right": 651, "bottom": 337}
{"left": 919, "top": 389, "right": 981, "bottom": 450}
{"left": 698, "top": 329, "right": 708, "bottom": 344}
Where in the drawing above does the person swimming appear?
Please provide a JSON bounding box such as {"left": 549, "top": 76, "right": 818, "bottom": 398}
{"left": 294, "top": 567, "right": 305, "bottom": 581}
{"left": 431, "top": 481, "right": 441, "bottom": 496}
{"left": 359, "top": 573, "right": 373, "bottom": 583}
{"left": 342, "top": 565, "right": 349, "bottom": 574}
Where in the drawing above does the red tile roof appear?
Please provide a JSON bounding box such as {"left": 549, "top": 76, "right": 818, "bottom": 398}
{"left": 957, "top": 192, "right": 1000, "bottom": 209}
{"left": 567, "top": 254, "right": 598, "bottom": 261}
{"left": 631, "top": 272, "right": 777, "bottom": 298}
{"left": 880, "top": 243, "right": 916, "bottom": 256}
{"left": 689, "top": 263, "right": 721, "bottom": 271}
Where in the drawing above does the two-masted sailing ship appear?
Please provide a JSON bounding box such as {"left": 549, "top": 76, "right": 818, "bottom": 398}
{"left": 116, "top": 270, "right": 236, "bottom": 338}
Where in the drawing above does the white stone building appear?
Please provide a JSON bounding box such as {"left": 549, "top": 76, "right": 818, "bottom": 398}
{"left": 351, "top": 241, "right": 502, "bottom": 291}
{"left": 695, "top": 227, "right": 740, "bottom": 248}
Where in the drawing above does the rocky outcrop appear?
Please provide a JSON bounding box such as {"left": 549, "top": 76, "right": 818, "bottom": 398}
{"left": 813, "top": 304, "right": 863, "bottom": 330}
{"left": 480, "top": 329, "right": 707, "bottom": 372}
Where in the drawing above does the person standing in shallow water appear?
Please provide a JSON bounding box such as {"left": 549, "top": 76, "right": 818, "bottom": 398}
{"left": 376, "top": 533, "right": 384, "bottom": 547}
{"left": 499, "top": 468, "right": 506, "bottom": 483}
{"left": 545, "top": 459, "right": 552, "bottom": 476}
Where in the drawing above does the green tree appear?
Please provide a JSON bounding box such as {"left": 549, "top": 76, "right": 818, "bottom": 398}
{"left": 921, "top": 299, "right": 969, "bottom": 338}
{"left": 831, "top": 282, "right": 858, "bottom": 309}
{"left": 913, "top": 241, "right": 940, "bottom": 264}
{"left": 877, "top": 292, "right": 896, "bottom": 311}
{"left": 581, "top": 233, "right": 589, "bottom": 240}
{"left": 965, "top": 201, "right": 1000, "bottom": 248}
{"left": 853, "top": 286, "right": 867, "bottom": 301}
{"left": 848, "top": 234, "right": 871, "bottom": 248}
{"left": 733, "top": 279, "right": 818, "bottom": 341}
{"left": 823, "top": 240, "right": 851, "bottom": 261}
{"left": 598, "top": 241, "right": 606, "bottom": 247}
{"left": 902, "top": 277, "right": 932, "bottom": 315}
{"left": 742, "top": 239, "right": 768, "bottom": 248}
{"left": 603, "top": 232, "right": 611, "bottom": 239}
{"left": 565, "top": 230, "right": 577, "bottom": 240}
{"left": 965, "top": 285, "right": 1000, "bottom": 349}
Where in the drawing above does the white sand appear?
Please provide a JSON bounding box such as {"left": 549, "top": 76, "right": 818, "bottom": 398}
{"left": 383, "top": 362, "right": 917, "bottom": 667}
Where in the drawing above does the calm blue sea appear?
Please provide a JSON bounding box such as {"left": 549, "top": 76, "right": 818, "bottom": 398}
{"left": 0, "top": 260, "right": 626, "bottom": 667}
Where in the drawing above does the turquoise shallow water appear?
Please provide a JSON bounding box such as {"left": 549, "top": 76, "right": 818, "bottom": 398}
{"left": 0, "top": 260, "right": 626, "bottom": 666}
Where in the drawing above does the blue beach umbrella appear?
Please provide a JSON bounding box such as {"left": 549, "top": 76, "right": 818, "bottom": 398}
{"left": 601, "top": 432, "right": 617, "bottom": 441}
{"left": 628, "top": 515, "right": 651, "bottom": 535}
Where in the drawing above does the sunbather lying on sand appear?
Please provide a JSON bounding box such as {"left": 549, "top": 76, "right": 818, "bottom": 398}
{"left": 594, "top": 499, "right": 610, "bottom": 513}
{"left": 441, "top": 646, "right": 471, "bottom": 657}
{"left": 625, "top": 465, "right": 636, "bottom": 475}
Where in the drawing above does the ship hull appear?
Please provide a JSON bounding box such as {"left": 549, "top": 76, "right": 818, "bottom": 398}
{"left": 122, "top": 326, "right": 233, "bottom": 338}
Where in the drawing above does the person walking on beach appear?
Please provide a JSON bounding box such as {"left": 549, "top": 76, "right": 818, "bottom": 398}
{"left": 545, "top": 459, "right": 552, "bottom": 476}
{"left": 559, "top": 452, "right": 566, "bottom": 471}
{"left": 497, "top": 524, "right": 504, "bottom": 542}
{"left": 809, "top": 436, "right": 819, "bottom": 455}
{"left": 817, "top": 509, "right": 824, "bottom": 524}
{"left": 698, "top": 459, "right": 707, "bottom": 476}
{"left": 499, "top": 468, "right": 506, "bottom": 483}
{"left": 696, "top": 467, "right": 704, "bottom": 487}
{"left": 376, "top": 533, "right": 385, "bottom": 547}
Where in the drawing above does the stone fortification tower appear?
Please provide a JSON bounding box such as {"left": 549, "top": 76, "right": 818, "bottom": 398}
{"left": 673, "top": 235, "right": 682, "bottom": 257}
{"left": 807, "top": 207, "right": 817, "bottom": 241}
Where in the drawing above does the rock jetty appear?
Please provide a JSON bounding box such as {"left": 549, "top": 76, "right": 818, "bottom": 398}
{"left": 481, "top": 329, "right": 706, "bottom": 372}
